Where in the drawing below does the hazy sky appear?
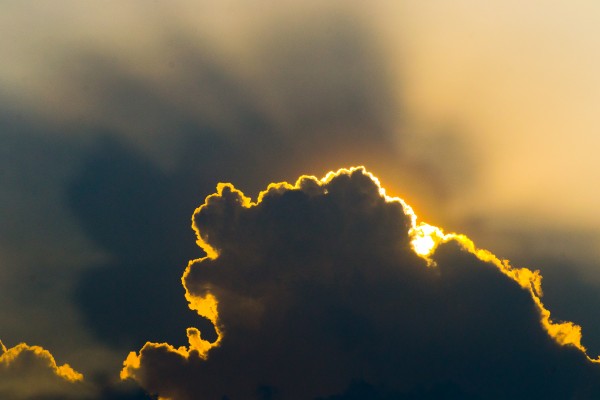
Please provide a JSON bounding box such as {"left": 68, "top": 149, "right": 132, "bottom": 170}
{"left": 2, "top": 1, "right": 600, "bottom": 398}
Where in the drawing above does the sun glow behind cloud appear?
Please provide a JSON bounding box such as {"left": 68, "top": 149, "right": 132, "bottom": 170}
{"left": 375, "top": 166, "right": 596, "bottom": 359}
{"left": 2, "top": 2, "right": 600, "bottom": 398}
{"left": 399, "top": 178, "right": 595, "bottom": 359}
{"left": 4, "top": 166, "right": 598, "bottom": 399}
{"left": 122, "top": 166, "right": 599, "bottom": 400}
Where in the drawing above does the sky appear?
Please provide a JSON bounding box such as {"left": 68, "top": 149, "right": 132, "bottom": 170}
{"left": 2, "top": 1, "right": 600, "bottom": 398}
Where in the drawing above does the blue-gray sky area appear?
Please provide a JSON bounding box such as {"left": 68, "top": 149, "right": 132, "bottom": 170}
{"left": 2, "top": 1, "right": 600, "bottom": 398}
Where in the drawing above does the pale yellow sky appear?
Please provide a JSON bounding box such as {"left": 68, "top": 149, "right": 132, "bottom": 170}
{"left": 387, "top": 1, "right": 600, "bottom": 225}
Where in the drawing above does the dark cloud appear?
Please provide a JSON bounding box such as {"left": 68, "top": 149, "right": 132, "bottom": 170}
{"left": 123, "top": 168, "right": 600, "bottom": 399}
{"left": 68, "top": 134, "right": 214, "bottom": 349}
{"left": 6, "top": 10, "right": 425, "bottom": 397}
{"left": 0, "top": 3, "right": 479, "bottom": 368}
{"left": 66, "top": 12, "right": 411, "bottom": 356}
{"left": 8, "top": 3, "right": 599, "bottom": 399}
{"left": 531, "top": 260, "right": 600, "bottom": 357}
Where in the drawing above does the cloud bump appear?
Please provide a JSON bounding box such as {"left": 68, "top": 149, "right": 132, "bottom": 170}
{"left": 0, "top": 341, "right": 87, "bottom": 399}
{"left": 123, "top": 167, "right": 600, "bottom": 399}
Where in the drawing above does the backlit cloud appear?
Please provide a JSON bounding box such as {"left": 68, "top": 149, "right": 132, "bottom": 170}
{"left": 4, "top": 2, "right": 600, "bottom": 398}
{"left": 122, "top": 167, "right": 600, "bottom": 399}
{"left": 0, "top": 341, "right": 88, "bottom": 399}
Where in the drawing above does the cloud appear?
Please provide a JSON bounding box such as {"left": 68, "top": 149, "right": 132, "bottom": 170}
{"left": 0, "top": 3, "right": 477, "bottom": 381}
{"left": 4, "top": 6, "right": 427, "bottom": 392}
{"left": 0, "top": 340, "right": 155, "bottom": 399}
{"left": 65, "top": 7, "right": 455, "bottom": 361}
{"left": 4, "top": 2, "right": 600, "bottom": 397}
{"left": 122, "top": 167, "right": 600, "bottom": 399}
{"left": 0, "top": 341, "right": 88, "bottom": 399}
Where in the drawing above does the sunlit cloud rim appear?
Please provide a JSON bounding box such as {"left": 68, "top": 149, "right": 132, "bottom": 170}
{"left": 121, "top": 165, "right": 599, "bottom": 383}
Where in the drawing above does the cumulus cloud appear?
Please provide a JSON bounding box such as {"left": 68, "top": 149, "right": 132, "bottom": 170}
{"left": 0, "top": 341, "right": 89, "bottom": 399}
{"left": 122, "top": 167, "right": 600, "bottom": 399}
{"left": 5, "top": 2, "right": 600, "bottom": 398}
{"left": 64, "top": 6, "right": 452, "bottom": 364}
{"left": 0, "top": 3, "right": 476, "bottom": 381}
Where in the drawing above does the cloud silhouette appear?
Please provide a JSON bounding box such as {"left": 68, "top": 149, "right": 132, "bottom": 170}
{"left": 64, "top": 12, "right": 404, "bottom": 355}
{"left": 0, "top": 5, "right": 477, "bottom": 383}
{"left": 4, "top": 2, "right": 600, "bottom": 399}
{"left": 0, "top": 341, "right": 88, "bottom": 399}
{"left": 122, "top": 167, "right": 600, "bottom": 399}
